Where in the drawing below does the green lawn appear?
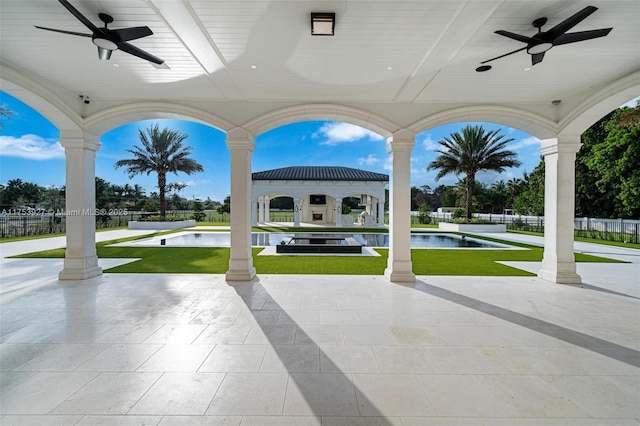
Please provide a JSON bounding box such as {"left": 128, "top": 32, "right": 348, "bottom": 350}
{"left": 12, "top": 231, "right": 622, "bottom": 276}
{"left": 508, "top": 229, "right": 640, "bottom": 250}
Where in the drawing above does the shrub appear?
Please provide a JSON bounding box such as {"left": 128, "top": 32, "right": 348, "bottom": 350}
{"left": 452, "top": 209, "right": 466, "bottom": 219}
{"left": 143, "top": 214, "right": 182, "bottom": 222}
{"left": 452, "top": 217, "right": 492, "bottom": 224}
{"left": 417, "top": 203, "right": 431, "bottom": 224}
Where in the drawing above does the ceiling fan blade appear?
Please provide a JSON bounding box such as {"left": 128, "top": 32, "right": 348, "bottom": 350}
{"left": 546, "top": 5, "right": 598, "bottom": 39}
{"left": 34, "top": 26, "right": 91, "bottom": 37}
{"left": 58, "top": 0, "right": 98, "bottom": 32}
{"left": 495, "top": 30, "right": 534, "bottom": 44}
{"left": 532, "top": 52, "right": 545, "bottom": 65}
{"left": 118, "top": 42, "right": 164, "bottom": 65}
{"left": 480, "top": 46, "right": 527, "bottom": 64}
{"left": 553, "top": 28, "right": 613, "bottom": 45}
{"left": 113, "top": 26, "right": 153, "bottom": 42}
{"left": 98, "top": 47, "right": 112, "bottom": 61}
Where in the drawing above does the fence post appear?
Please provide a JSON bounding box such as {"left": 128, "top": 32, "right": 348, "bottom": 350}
{"left": 635, "top": 223, "right": 639, "bottom": 244}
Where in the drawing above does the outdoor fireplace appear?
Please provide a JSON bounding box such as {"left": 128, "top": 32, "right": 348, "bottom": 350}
{"left": 312, "top": 213, "right": 323, "bottom": 221}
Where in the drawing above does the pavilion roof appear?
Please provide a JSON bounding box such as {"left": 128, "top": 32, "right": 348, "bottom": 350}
{"left": 252, "top": 166, "right": 388, "bottom": 182}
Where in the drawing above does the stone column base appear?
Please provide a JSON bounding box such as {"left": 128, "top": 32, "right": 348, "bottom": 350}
{"left": 537, "top": 268, "right": 582, "bottom": 286}
{"left": 226, "top": 266, "right": 257, "bottom": 282}
{"left": 59, "top": 257, "right": 102, "bottom": 280}
{"left": 384, "top": 262, "right": 416, "bottom": 283}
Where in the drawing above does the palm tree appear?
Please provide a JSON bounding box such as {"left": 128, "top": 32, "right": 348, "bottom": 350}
{"left": 427, "top": 125, "right": 521, "bottom": 219}
{"left": 114, "top": 124, "right": 204, "bottom": 218}
{"left": 0, "top": 106, "right": 13, "bottom": 130}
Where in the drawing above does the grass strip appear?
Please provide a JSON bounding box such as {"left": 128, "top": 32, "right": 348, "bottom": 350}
{"left": 12, "top": 230, "right": 621, "bottom": 276}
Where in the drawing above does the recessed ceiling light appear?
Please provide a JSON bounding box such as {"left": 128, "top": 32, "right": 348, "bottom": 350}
{"left": 112, "top": 63, "right": 119, "bottom": 68}
{"left": 524, "top": 67, "right": 532, "bottom": 71}
{"left": 476, "top": 65, "right": 492, "bottom": 72}
{"left": 250, "top": 65, "right": 257, "bottom": 69}
{"left": 311, "top": 12, "right": 335, "bottom": 36}
{"left": 387, "top": 66, "right": 393, "bottom": 70}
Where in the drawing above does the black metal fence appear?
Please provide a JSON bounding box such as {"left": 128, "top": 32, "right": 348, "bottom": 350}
{"left": 2, "top": 210, "right": 638, "bottom": 244}
{"left": 0, "top": 210, "right": 233, "bottom": 239}
{"left": 414, "top": 213, "right": 639, "bottom": 244}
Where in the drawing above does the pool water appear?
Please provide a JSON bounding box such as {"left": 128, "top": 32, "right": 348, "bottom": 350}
{"left": 125, "top": 232, "right": 507, "bottom": 249}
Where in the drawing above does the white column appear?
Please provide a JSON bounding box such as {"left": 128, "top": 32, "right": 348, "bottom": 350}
{"left": 538, "top": 137, "right": 582, "bottom": 285}
{"left": 257, "top": 197, "right": 264, "bottom": 224}
{"left": 335, "top": 197, "right": 343, "bottom": 227}
{"left": 58, "top": 130, "right": 102, "bottom": 280}
{"left": 264, "top": 195, "right": 270, "bottom": 223}
{"left": 225, "top": 128, "right": 256, "bottom": 281}
{"left": 293, "top": 198, "right": 300, "bottom": 227}
{"left": 378, "top": 198, "right": 385, "bottom": 227}
{"left": 251, "top": 198, "right": 258, "bottom": 226}
{"left": 384, "top": 129, "right": 416, "bottom": 282}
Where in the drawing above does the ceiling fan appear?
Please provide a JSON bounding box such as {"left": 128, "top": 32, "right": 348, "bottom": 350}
{"left": 34, "top": 0, "right": 164, "bottom": 65}
{"left": 479, "top": 5, "right": 612, "bottom": 68}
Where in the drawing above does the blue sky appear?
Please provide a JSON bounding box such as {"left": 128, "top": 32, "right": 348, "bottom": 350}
{"left": 0, "top": 89, "right": 610, "bottom": 202}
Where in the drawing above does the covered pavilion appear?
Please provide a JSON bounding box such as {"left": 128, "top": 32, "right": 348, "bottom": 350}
{"left": 1, "top": 0, "right": 638, "bottom": 284}
{"left": 252, "top": 166, "right": 388, "bottom": 227}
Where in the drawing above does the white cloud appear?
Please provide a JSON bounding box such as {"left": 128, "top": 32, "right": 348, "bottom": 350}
{"left": 0, "top": 134, "right": 64, "bottom": 160}
{"left": 477, "top": 169, "right": 516, "bottom": 184}
{"left": 420, "top": 134, "right": 440, "bottom": 151}
{"left": 178, "top": 179, "right": 212, "bottom": 187}
{"left": 357, "top": 154, "right": 380, "bottom": 166}
{"left": 382, "top": 156, "right": 393, "bottom": 171}
{"left": 510, "top": 136, "right": 540, "bottom": 151}
{"left": 316, "top": 122, "right": 384, "bottom": 146}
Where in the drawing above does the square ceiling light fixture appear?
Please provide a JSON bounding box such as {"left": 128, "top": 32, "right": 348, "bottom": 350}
{"left": 311, "top": 12, "right": 335, "bottom": 36}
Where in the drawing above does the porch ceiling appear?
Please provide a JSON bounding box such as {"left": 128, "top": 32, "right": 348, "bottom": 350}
{"left": 0, "top": 0, "right": 638, "bottom": 131}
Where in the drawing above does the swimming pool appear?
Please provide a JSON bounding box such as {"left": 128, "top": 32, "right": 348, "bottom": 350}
{"left": 121, "top": 232, "right": 513, "bottom": 249}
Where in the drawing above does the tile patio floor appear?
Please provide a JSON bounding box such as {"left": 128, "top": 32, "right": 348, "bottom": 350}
{"left": 0, "top": 231, "right": 638, "bottom": 425}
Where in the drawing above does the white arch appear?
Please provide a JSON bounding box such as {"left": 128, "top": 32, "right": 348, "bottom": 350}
{"left": 242, "top": 103, "right": 401, "bottom": 138}
{"left": 1, "top": 65, "right": 81, "bottom": 131}
{"left": 407, "top": 105, "right": 559, "bottom": 140}
{"left": 558, "top": 70, "right": 640, "bottom": 138}
{"left": 82, "top": 102, "right": 235, "bottom": 135}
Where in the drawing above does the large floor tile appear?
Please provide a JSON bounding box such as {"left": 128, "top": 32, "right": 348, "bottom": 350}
{"left": 260, "top": 345, "right": 320, "bottom": 373}
{"left": 75, "top": 344, "right": 162, "bottom": 371}
{"left": 206, "top": 373, "right": 288, "bottom": 415}
{"left": 0, "top": 371, "right": 98, "bottom": 414}
{"left": 352, "top": 374, "right": 435, "bottom": 417}
{"left": 137, "top": 344, "right": 215, "bottom": 372}
{"left": 51, "top": 372, "right": 162, "bottom": 415}
{"left": 198, "top": 344, "right": 267, "bottom": 372}
{"left": 283, "top": 373, "right": 359, "bottom": 416}
{"left": 129, "top": 372, "right": 225, "bottom": 415}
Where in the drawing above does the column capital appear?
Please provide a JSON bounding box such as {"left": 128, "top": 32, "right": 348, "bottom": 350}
{"left": 226, "top": 127, "right": 255, "bottom": 151}
{"left": 540, "top": 137, "right": 582, "bottom": 156}
{"left": 386, "top": 129, "right": 416, "bottom": 153}
{"left": 59, "top": 130, "right": 101, "bottom": 151}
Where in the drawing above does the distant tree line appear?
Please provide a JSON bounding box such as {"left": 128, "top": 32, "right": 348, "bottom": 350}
{"left": 0, "top": 177, "right": 222, "bottom": 213}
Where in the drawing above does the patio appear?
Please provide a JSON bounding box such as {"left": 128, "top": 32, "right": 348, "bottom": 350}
{"left": 1, "top": 231, "right": 638, "bottom": 424}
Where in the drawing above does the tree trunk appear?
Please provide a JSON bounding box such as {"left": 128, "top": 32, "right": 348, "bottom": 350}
{"left": 465, "top": 174, "right": 475, "bottom": 220}
{"left": 158, "top": 172, "right": 166, "bottom": 219}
